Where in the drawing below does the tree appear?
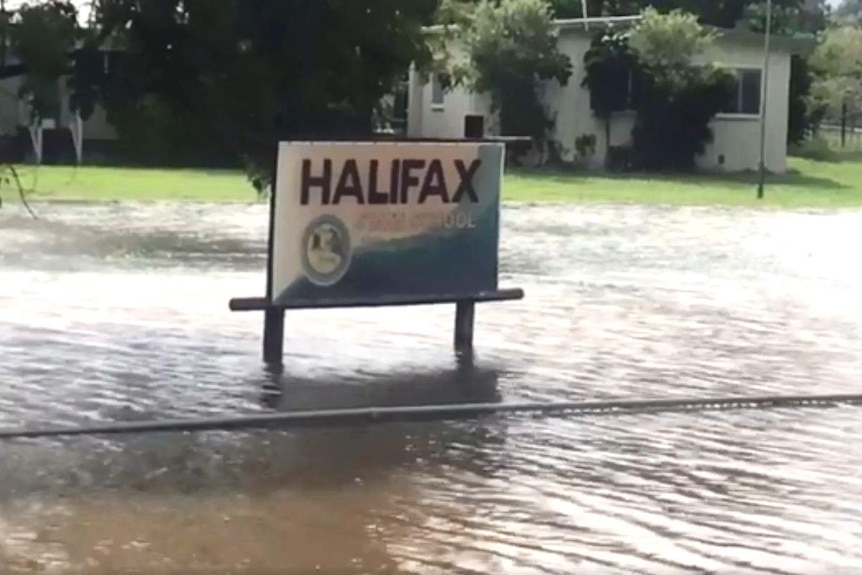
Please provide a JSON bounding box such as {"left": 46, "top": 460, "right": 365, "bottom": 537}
{"left": 787, "top": 53, "right": 817, "bottom": 144}
{"left": 628, "top": 8, "right": 736, "bottom": 170}
{"left": 628, "top": 7, "right": 717, "bottom": 78}
{"left": 74, "top": 0, "right": 438, "bottom": 189}
{"left": 440, "top": 0, "right": 818, "bottom": 33}
{"left": 809, "top": 25, "right": 862, "bottom": 123}
{"left": 9, "top": 1, "right": 79, "bottom": 124}
{"left": 448, "top": 0, "right": 572, "bottom": 159}
{"left": 583, "top": 8, "right": 735, "bottom": 171}
{"left": 436, "top": 0, "right": 483, "bottom": 23}
{"left": 581, "top": 29, "right": 633, "bottom": 158}
{"left": 835, "top": 0, "right": 862, "bottom": 24}
{"left": 550, "top": 0, "right": 808, "bottom": 27}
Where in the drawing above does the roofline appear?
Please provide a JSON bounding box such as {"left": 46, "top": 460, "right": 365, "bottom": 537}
{"left": 423, "top": 15, "right": 642, "bottom": 35}
{"left": 711, "top": 27, "right": 816, "bottom": 54}
{"left": 555, "top": 15, "right": 643, "bottom": 29}
{"left": 557, "top": 21, "right": 815, "bottom": 54}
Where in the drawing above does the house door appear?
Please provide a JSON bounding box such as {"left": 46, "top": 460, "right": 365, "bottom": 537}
{"left": 464, "top": 115, "right": 484, "bottom": 139}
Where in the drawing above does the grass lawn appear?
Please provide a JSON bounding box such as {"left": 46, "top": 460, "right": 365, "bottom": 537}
{"left": 2, "top": 154, "right": 862, "bottom": 207}
{"left": 2, "top": 166, "right": 253, "bottom": 203}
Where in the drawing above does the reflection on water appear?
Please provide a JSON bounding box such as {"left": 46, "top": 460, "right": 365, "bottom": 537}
{"left": 2, "top": 201, "right": 862, "bottom": 573}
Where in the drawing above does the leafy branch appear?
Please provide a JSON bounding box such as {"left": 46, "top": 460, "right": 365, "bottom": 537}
{"left": 0, "top": 165, "right": 38, "bottom": 219}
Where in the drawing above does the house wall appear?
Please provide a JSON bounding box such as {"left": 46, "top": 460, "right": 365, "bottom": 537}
{"left": 0, "top": 74, "right": 24, "bottom": 135}
{"left": 57, "top": 81, "right": 118, "bottom": 141}
{"left": 409, "top": 28, "right": 793, "bottom": 173}
{"left": 0, "top": 51, "right": 118, "bottom": 143}
{"left": 696, "top": 42, "right": 791, "bottom": 173}
{"left": 408, "top": 63, "right": 492, "bottom": 139}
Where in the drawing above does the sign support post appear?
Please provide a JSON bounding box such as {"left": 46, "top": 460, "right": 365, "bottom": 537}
{"left": 262, "top": 152, "right": 285, "bottom": 365}
{"left": 454, "top": 301, "right": 476, "bottom": 350}
{"left": 262, "top": 310, "right": 285, "bottom": 365}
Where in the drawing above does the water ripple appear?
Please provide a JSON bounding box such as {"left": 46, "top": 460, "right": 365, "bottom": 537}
{"left": 1, "top": 202, "right": 862, "bottom": 573}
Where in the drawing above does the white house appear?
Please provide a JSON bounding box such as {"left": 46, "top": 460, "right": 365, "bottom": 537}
{"left": 0, "top": 66, "right": 116, "bottom": 141}
{"left": 406, "top": 19, "right": 813, "bottom": 173}
{"left": 0, "top": 47, "right": 118, "bottom": 164}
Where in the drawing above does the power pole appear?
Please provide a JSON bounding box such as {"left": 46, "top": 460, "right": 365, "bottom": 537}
{"left": 1, "top": 0, "right": 7, "bottom": 69}
{"left": 841, "top": 101, "right": 848, "bottom": 148}
{"left": 757, "top": 0, "right": 773, "bottom": 201}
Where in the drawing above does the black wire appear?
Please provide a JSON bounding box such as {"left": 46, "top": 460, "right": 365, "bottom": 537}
{"left": 1, "top": 392, "right": 861, "bottom": 440}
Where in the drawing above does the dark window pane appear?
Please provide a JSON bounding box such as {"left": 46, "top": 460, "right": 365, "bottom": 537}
{"left": 629, "top": 67, "right": 647, "bottom": 108}
{"left": 722, "top": 77, "right": 741, "bottom": 114}
{"left": 740, "top": 69, "right": 762, "bottom": 115}
{"left": 393, "top": 89, "right": 408, "bottom": 120}
{"left": 588, "top": 62, "right": 630, "bottom": 112}
{"left": 431, "top": 75, "right": 444, "bottom": 106}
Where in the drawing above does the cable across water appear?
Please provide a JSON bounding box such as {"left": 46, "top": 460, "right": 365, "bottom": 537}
{"left": 1, "top": 392, "right": 861, "bottom": 440}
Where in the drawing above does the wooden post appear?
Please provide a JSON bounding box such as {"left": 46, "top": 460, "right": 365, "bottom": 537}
{"left": 454, "top": 301, "right": 475, "bottom": 350}
{"left": 262, "top": 149, "right": 281, "bottom": 365}
{"left": 262, "top": 308, "right": 285, "bottom": 365}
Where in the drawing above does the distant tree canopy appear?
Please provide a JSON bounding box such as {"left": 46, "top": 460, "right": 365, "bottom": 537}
{"left": 1, "top": 0, "right": 829, "bottom": 178}
{"left": 6, "top": 1, "right": 80, "bottom": 123}
{"left": 834, "top": 0, "right": 862, "bottom": 24}
{"left": 445, "top": 0, "right": 810, "bottom": 28}
{"left": 70, "top": 0, "right": 438, "bottom": 187}
{"left": 809, "top": 25, "right": 862, "bottom": 120}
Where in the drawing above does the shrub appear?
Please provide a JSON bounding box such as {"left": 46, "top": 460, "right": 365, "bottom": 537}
{"left": 788, "top": 135, "right": 838, "bottom": 161}
{"left": 583, "top": 8, "right": 736, "bottom": 172}
{"left": 452, "top": 0, "right": 572, "bottom": 158}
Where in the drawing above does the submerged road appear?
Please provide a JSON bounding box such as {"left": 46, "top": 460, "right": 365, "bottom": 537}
{"left": 1, "top": 201, "right": 862, "bottom": 574}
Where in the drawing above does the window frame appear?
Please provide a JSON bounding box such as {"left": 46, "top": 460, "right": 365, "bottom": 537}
{"left": 585, "top": 64, "right": 643, "bottom": 115}
{"left": 718, "top": 67, "right": 763, "bottom": 119}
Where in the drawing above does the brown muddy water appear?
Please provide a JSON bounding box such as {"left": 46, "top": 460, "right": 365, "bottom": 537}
{"left": 2, "top": 201, "right": 862, "bottom": 574}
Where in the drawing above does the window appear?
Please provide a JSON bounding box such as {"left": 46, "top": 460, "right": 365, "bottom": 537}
{"left": 722, "top": 69, "right": 762, "bottom": 116}
{"left": 431, "top": 74, "right": 445, "bottom": 108}
{"left": 390, "top": 80, "right": 409, "bottom": 134}
{"left": 587, "top": 65, "right": 644, "bottom": 113}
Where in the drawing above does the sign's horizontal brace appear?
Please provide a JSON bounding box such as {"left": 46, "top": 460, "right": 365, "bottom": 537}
{"left": 229, "top": 288, "right": 525, "bottom": 312}
{"left": 280, "top": 137, "right": 533, "bottom": 145}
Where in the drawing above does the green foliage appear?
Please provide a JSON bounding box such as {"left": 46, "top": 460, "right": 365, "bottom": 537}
{"left": 788, "top": 134, "right": 837, "bottom": 161}
{"left": 788, "top": 55, "right": 815, "bottom": 145}
{"left": 100, "top": 94, "right": 237, "bottom": 168}
{"left": 451, "top": 0, "right": 572, "bottom": 152}
{"left": 809, "top": 25, "right": 862, "bottom": 120}
{"left": 581, "top": 29, "right": 633, "bottom": 156}
{"left": 436, "top": 0, "right": 481, "bottom": 24}
{"left": 75, "top": 0, "right": 438, "bottom": 188}
{"left": 631, "top": 65, "right": 736, "bottom": 171}
{"left": 834, "top": 0, "right": 862, "bottom": 24}
{"left": 582, "top": 8, "right": 735, "bottom": 171}
{"left": 746, "top": 1, "right": 827, "bottom": 34}
{"left": 582, "top": 30, "right": 633, "bottom": 116}
{"left": 547, "top": 0, "right": 808, "bottom": 27}
{"left": 627, "top": 8, "right": 715, "bottom": 85}
{"left": 629, "top": 9, "right": 736, "bottom": 171}
{"left": 10, "top": 1, "right": 79, "bottom": 123}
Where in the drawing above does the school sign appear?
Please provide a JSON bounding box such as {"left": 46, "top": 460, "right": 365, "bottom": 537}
{"left": 271, "top": 141, "right": 504, "bottom": 305}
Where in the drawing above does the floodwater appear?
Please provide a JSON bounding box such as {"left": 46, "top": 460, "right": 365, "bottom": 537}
{"left": 2, "top": 200, "right": 862, "bottom": 574}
